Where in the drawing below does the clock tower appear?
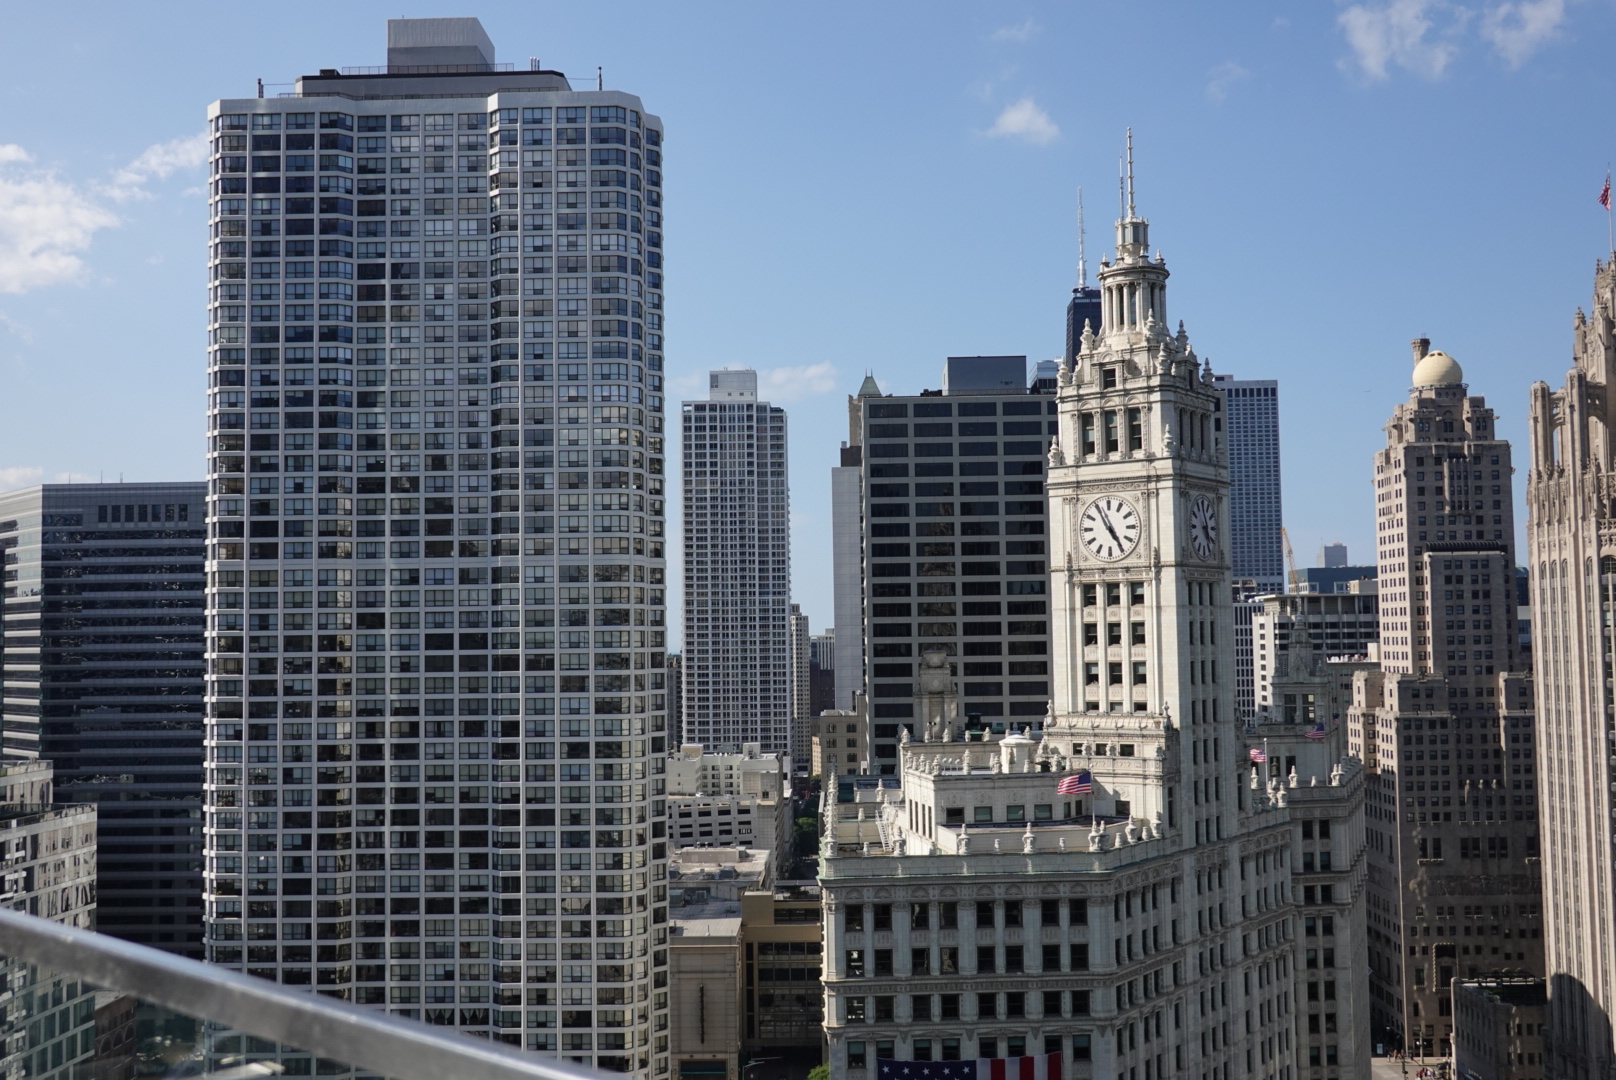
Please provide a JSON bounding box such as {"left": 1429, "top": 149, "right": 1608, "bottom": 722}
{"left": 1046, "top": 132, "right": 1235, "bottom": 848}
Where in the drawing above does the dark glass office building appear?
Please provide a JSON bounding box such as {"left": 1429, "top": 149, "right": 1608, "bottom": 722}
{"left": 0, "top": 483, "right": 206, "bottom": 955}
{"left": 835, "top": 357, "right": 1055, "bottom": 774}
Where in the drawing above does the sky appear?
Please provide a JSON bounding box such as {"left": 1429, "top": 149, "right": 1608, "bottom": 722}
{"left": 0, "top": 0, "right": 1610, "bottom": 642}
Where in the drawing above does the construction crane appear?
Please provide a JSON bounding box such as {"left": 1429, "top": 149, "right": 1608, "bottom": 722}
{"left": 1281, "top": 527, "right": 1299, "bottom": 592}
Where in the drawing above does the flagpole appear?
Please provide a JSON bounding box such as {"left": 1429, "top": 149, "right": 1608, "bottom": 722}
{"left": 1606, "top": 166, "right": 1613, "bottom": 260}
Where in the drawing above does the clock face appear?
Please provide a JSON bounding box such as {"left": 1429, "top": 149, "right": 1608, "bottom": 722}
{"left": 1189, "top": 495, "right": 1218, "bottom": 559}
{"left": 1079, "top": 496, "right": 1141, "bottom": 562}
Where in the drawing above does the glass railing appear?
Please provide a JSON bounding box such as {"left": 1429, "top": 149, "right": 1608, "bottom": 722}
{"left": 0, "top": 907, "right": 609, "bottom": 1080}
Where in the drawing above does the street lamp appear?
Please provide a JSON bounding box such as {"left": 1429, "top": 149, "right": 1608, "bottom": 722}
{"left": 742, "top": 1058, "right": 781, "bottom": 1080}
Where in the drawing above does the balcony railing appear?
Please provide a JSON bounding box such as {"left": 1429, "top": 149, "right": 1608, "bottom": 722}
{"left": 0, "top": 905, "right": 608, "bottom": 1080}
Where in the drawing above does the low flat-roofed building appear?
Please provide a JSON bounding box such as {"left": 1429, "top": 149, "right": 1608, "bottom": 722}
{"left": 670, "top": 846, "right": 774, "bottom": 904}
{"left": 741, "top": 883, "right": 824, "bottom": 1063}
{"left": 670, "top": 897, "right": 745, "bottom": 1080}
{"left": 1452, "top": 977, "right": 1546, "bottom": 1080}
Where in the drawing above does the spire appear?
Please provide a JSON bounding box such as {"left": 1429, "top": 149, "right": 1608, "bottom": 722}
{"left": 1125, "top": 127, "right": 1137, "bottom": 220}
{"left": 1112, "top": 129, "right": 1150, "bottom": 258}
{"left": 1076, "top": 187, "right": 1088, "bottom": 290}
{"left": 1097, "top": 130, "right": 1166, "bottom": 338}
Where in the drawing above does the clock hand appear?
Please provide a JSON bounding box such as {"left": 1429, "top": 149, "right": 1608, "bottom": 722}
{"left": 1097, "top": 507, "right": 1124, "bottom": 547}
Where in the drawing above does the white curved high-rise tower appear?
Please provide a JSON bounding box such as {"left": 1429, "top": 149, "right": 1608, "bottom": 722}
{"left": 203, "top": 18, "right": 671, "bottom": 1077}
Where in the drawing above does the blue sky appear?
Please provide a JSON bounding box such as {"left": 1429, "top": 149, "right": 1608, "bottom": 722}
{"left": 0, "top": 0, "right": 1609, "bottom": 640}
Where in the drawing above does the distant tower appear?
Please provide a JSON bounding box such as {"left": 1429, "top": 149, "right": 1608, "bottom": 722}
{"left": 1211, "top": 374, "right": 1285, "bottom": 593}
{"left": 1349, "top": 340, "right": 1542, "bottom": 1057}
{"left": 1065, "top": 188, "right": 1102, "bottom": 367}
{"left": 681, "top": 369, "right": 792, "bottom": 754}
{"left": 788, "top": 603, "right": 811, "bottom": 768}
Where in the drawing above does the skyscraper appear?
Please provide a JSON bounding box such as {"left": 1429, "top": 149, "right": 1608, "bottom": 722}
{"left": 1211, "top": 375, "right": 1284, "bottom": 592}
{"left": 1347, "top": 341, "right": 1541, "bottom": 1058}
{"left": 820, "top": 156, "right": 1368, "bottom": 1080}
{"left": 788, "top": 604, "right": 811, "bottom": 770}
{"left": 830, "top": 382, "right": 878, "bottom": 712}
{"left": 203, "top": 20, "right": 671, "bottom": 1072}
{"left": 830, "top": 357, "right": 1055, "bottom": 775}
{"left": 0, "top": 483, "right": 206, "bottom": 956}
{"left": 680, "top": 369, "right": 791, "bottom": 755}
{"left": 1527, "top": 261, "right": 1616, "bottom": 1079}
{"left": 808, "top": 629, "right": 836, "bottom": 716}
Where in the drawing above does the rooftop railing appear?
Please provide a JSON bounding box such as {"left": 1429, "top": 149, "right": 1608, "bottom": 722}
{"left": 0, "top": 906, "right": 609, "bottom": 1080}
{"left": 335, "top": 65, "right": 520, "bottom": 76}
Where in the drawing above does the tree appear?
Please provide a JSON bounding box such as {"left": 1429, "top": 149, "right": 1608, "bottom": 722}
{"left": 807, "top": 1065, "right": 831, "bottom": 1080}
{"left": 794, "top": 815, "right": 819, "bottom": 857}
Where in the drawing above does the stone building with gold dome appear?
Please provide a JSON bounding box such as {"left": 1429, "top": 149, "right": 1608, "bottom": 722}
{"left": 1344, "top": 340, "right": 1544, "bottom": 1059}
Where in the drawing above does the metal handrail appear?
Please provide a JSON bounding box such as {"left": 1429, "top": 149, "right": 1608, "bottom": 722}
{"left": 0, "top": 907, "right": 605, "bottom": 1080}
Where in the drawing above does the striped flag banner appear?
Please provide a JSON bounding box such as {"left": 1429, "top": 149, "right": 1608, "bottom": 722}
{"left": 1248, "top": 746, "right": 1267, "bottom": 763}
{"left": 876, "top": 1053, "right": 1062, "bottom": 1080}
{"left": 1056, "top": 770, "right": 1092, "bottom": 795}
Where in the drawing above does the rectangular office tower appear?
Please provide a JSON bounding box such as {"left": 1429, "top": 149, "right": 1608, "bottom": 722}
{"left": 1348, "top": 340, "right": 1542, "bottom": 1059}
{"left": 680, "top": 370, "right": 791, "bottom": 755}
{"left": 830, "top": 357, "right": 1054, "bottom": 774}
{"left": 0, "top": 483, "right": 206, "bottom": 956}
{"left": 203, "top": 19, "right": 671, "bottom": 1074}
{"left": 1210, "top": 375, "right": 1284, "bottom": 593}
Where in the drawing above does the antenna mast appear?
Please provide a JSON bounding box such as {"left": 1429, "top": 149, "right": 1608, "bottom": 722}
{"left": 1077, "top": 188, "right": 1087, "bottom": 290}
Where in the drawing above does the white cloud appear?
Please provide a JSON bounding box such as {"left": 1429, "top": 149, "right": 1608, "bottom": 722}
{"left": 758, "top": 363, "right": 838, "bottom": 402}
{"left": 667, "top": 372, "right": 706, "bottom": 400}
{"left": 0, "top": 149, "right": 119, "bottom": 294}
{"left": 985, "top": 98, "right": 1059, "bottom": 146}
{"left": 991, "top": 18, "right": 1039, "bottom": 43}
{"left": 0, "top": 466, "right": 44, "bottom": 491}
{"left": 1205, "top": 61, "right": 1252, "bottom": 103}
{"left": 1337, "top": 0, "right": 1465, "bottom": 80}
{"left": 0, "top": 132, "right": 207, "bottom": 294}
{"left": 0, "top": 311, "right": 33, "bottom": 341}
{"left": 103, "top": 131, "right": 209, "bottom": 203}
{"left": 1481, "top": 0, "right": 1566, "bottom": 68}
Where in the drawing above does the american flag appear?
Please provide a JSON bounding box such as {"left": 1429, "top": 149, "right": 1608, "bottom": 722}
{"left": 1248, "top": 746, "right": 1267, "bottom": 763}
{"left": 1306, "top": 721, "right": 1328, "bottom": 740}
{"left": 1601, "top": 172, "right": 1611, "bottom": 210}
{"left": 875, "top": 1053, "right": 1061, "bottom": 1080}
{"left": 1056, "top": 770, "right": 1092, "bottom": 795}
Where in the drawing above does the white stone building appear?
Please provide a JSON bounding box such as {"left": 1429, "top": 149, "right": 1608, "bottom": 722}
{"left": 818, "top": 151, "right": 1367, "bottom": 1080}
{"left": 1348, "top": 342, "right": 1542, "bottom": 1059}
{"left": 667, "top": 744, "right": 791, "bottom": 872}
{"left": 1525, "top": 259, "right": 1616, "bottom": 1079}
{"left": 680, "top": 370, "right": 791, "bottom": 755}
{"left": 203, "top": 18, "right": 672, "bottom": 1074}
